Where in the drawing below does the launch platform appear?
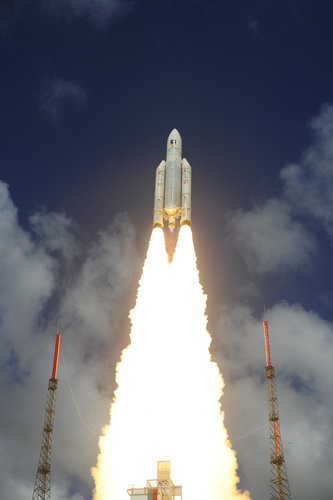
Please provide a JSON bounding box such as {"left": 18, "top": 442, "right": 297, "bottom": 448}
{"left": 127, "top": 461, "right": 182, "bottom": 500}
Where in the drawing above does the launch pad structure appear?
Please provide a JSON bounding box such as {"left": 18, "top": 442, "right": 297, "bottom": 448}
{"left": 128, "top": 461, "right": 182, "bottom": 500}
{"left": 263, "top": 320, "right": 292, "bottom": 500}
{"left": 32, "top": 333, "right": 61, "bottom": 500}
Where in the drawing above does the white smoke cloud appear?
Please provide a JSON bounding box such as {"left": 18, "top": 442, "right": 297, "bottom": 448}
{"left": 227, "top": 104, "right": 333, "bottom": 274}
{"left": 40, "top": 78, "right": 87, "bottom": 121}
{"left": 0, "top": 180, "right": 140, "bottom": 500}
{"left": 216, "top": 302, "right": 333, "bottom": 500}
{"left": 53, "top": 480, "right": 86, "bottom": 500}
{"left": 30, "top": 210, "right": 78, "bottom": 261}
{"left": 226, "top": 198, "right": 315, "bottom": 274}
{"left": 61, "top": 213, "right": 137, "bottom": 343}
{"left": 1, "top": 170, "right": 333, "bottom": 500}
{"left": 281, "top": 103, "right": 333, "bottom": 243}
{"left": 0, "top": 182, "right": 54, "bottom": 362}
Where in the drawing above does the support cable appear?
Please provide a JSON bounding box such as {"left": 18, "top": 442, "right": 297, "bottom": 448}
{"left": 230, "top": 422, "right": 268, "bottom": 442}
{"left": 60, "top": 344, "right": 98, "bottom": 436}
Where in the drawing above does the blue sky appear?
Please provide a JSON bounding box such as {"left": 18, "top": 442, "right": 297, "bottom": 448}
{"left": 1, "top": 1, "right": 333, "bottom": 499}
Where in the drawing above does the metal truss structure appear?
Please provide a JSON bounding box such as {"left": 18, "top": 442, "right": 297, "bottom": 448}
{"left": 32, "top": 334, "right": 61, "bottom": 500}
{"left": 263, "top": 321, "right": 292, "bottom": 500}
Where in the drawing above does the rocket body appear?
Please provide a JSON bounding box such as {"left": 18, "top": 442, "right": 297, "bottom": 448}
{"left": 153, "top": 129, "right": 192, "bottom": 229}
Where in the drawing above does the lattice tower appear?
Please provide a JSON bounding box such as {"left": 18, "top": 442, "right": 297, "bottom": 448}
{"left": 263, "top": 320, "right": 291, "bottom": 500}
{"left": 32, "top": 333, "right": 61, "bottom": 500}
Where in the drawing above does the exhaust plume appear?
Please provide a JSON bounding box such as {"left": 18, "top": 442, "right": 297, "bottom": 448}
{"left": 92, "top": 226, "right": 250, "bottom": 500}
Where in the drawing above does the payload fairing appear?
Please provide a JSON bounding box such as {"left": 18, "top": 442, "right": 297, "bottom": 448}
{"left": 153, "top": 129, "right": 192, "bottom": 230}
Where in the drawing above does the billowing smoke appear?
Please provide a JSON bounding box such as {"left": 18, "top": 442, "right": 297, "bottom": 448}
{"left": 0, "top": 180, "right": 140, "bottom": 500}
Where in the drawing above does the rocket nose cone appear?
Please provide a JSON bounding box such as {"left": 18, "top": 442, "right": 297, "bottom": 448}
{"left": 169, "top": 128, "right": 181, "bottom": 141}
{"left": 167, "top": 129, "right": 182, "bottom": 154}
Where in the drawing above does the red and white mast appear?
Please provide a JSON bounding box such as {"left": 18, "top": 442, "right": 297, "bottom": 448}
{"left": 263, "top": 319, "right": 291, "bottom": 500}
{"left": 32, "top": 331, "right": 61, "bottom": 500}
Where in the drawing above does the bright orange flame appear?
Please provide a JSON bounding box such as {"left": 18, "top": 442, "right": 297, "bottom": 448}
{"left": 91, "top": 226, "right": 250, "bottom": 500}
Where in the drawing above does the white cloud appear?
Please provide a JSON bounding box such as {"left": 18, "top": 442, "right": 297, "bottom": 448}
{"left": 227, "top": 104, "right": 333, "bottom": 275}
{"left": 0, "top": 182, "right": 54, "bottom": 361}
{"left": 281, "top": 103, "right": 333, "bottom": 243}
{"left": 40, "top": 78, "right": 87, "bottom": 121}
{"left": 30, "top": 210, "right": 78, "bottom": 261}
{"left": 60, "top": 213, "right": 138, "bottom": 343}
{"left": 226, "top": 198, "right": 315, "bottom": 274}
{"left": 247, "top": 19, "right": 260, "bottom": 40}
{"left": 216, "top": 302, "right": 333, "bottom": 500}
{"left": 47, "top": 0, "right": 135, "bottom": 24}
{"left": 0, "top": 180, "right": 140, "bottom": 499}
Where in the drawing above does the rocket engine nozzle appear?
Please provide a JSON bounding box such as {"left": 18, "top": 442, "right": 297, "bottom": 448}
{"left": 168, "top": 217, "right": 176, "bottom": 230}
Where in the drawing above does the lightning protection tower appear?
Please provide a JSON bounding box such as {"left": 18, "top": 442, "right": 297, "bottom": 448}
{"left": 263, "top": 320, "right": 291, "bottom": 500}
{"left": 32, "top": 332, "right": 61, "bottom": 500}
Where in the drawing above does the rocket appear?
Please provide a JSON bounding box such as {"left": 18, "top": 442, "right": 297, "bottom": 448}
{"left": 153, "top": 129, "right": 192, "bottom": 230}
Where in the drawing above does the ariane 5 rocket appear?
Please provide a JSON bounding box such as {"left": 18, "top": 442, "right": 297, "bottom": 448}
{"left": 153, "top": 129, "right": 192, "bottom": 230}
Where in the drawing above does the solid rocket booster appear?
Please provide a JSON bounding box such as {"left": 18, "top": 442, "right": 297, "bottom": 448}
{"left": 153, "top": 129, "right": 192, "bottom": 229}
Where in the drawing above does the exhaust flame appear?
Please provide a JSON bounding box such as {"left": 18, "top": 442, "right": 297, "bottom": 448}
{"left": 92, "top": 226, "right": 250, "bottom": 500}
